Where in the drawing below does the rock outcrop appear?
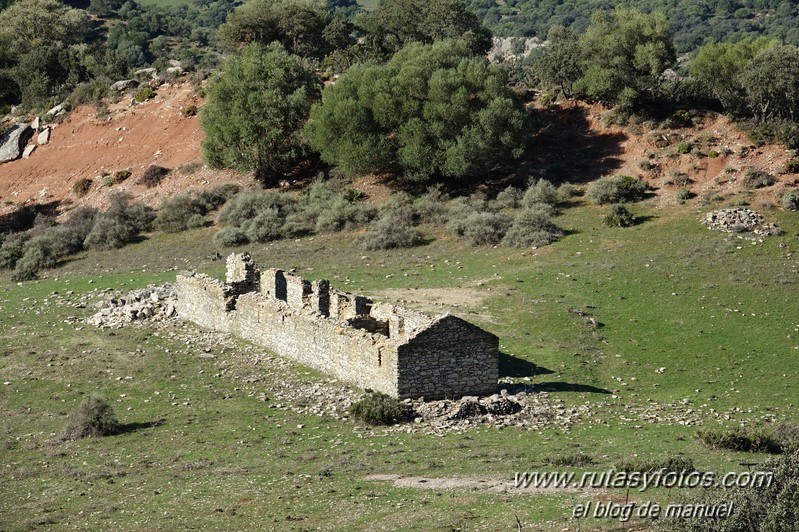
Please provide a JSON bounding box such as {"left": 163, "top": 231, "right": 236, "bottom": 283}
{"left": 0, "top": 123, "right": 34, "bottom": 163}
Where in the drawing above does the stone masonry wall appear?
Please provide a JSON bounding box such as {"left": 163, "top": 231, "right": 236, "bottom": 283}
{"left": 176, "top": 254, "right": 499, "bottom": 399}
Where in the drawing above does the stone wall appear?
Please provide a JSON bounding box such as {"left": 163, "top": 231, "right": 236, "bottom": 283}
{"left": 176, "top": 254, "right": 499, "bottom": 399}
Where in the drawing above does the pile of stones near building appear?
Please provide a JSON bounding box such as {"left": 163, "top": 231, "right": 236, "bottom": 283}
{"left": 701, "top": 208, "right": 782, "bottom": 236}
{"left": 86, "top": 284, "right": 177, "bottom": 328}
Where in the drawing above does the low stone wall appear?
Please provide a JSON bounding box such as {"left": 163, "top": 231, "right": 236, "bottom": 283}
{"left": 175, "top": 254, "right": 499, "bottom": 399}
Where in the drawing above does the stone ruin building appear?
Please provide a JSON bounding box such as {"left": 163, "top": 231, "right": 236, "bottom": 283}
{"left": 175, "top": 254, "right": 499, "bottom": 399}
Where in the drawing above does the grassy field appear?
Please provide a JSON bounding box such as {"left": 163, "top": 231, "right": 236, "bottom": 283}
{"left": 1, "top": 200, "right": 798, "bottom": 530}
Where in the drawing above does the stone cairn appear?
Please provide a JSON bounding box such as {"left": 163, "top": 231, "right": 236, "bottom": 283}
{"left": 701, "top": 208, "right": 782, "bottom": 236}
{"left": 86, "top": 284, "right": 177, "bottom": 328}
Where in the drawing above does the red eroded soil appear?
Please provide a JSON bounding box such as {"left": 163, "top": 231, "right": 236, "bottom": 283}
{"left": 0, "top": 82, "right": 250, "bottom": 217}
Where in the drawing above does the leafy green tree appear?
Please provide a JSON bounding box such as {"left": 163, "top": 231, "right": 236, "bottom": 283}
{"left": 689, "top": 38, "right": 774, "bottom": 114}
{"left": 216, "top": 0, "right": 342, "bottom": 60}
{"left": 358, "top": 0, "right": 492, "bottom": 59}
{"left": 200, "top": 43, "right": 321, "bottom": 184}
{"left": 531, "top": 25, "right": 582, "bottom": 98}
{"left": 740, "top": 44, "right": 799, "bottom": 122}
{"left": 0, "top": 0, "right": 89, "bottom": 105}
{"left": 575, "top": 8, "right": 675, "bottom": 109}
{"left": 304, "top": 39, "right": 530, "bottom": 183}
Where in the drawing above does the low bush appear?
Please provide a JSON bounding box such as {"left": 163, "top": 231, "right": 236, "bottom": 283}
{"left": 181, "top": 104, "right": 198, "bottom": 117}
{"left": 154, "top": 194, "right": 207, "bottom": 233}
{"left": 603, "top": 204, "right": 635, "bottom": 227}
{"left": 0, "top": 232, "right": 28, "bottom": 269}
{"left": 72, "top": 178, "right": 93, "bottom": 198}
{"left": 112, "top": 169, "right": 131, "bottom": 184}
{"left": 459, "top": 211, "right": 512, "bottom": 246}
{"left": 785, "top": 160, "right": 799, "bottom": 174}
{"left": 83, "top": 193, "right": 155, "bottom": 251}
{"left": 586, "top": 175, "right": 648, "bottom": 204}
{"left": 11, "top": 237, "right": 56, "bottom": 281}
{"left": 675, "top": 188, "right": 693, "bottom": 203}
{"left": 494, "top": 186, "right": 523, "bottom": 209}
{"left": 502, "top": 203, "right": 563, "bottom": 248}
{"left": 668, "top": 171, "right": 692, "bottom": 186}
{"left": 615, "top": 455, "right": 694, "bottom": 474}
{"left": 521, "top": 179, "right": 558, "bottom": 209}
{"left": 197, "top": 183, "right": 240, "bottom": 211}
{"left": 697, "top": 427, "right": 783, "bottom": 454}
{"left": 138, "top": 165, "right": 171, "bottom": 188}
{"left": 676, "top": 142, "right": 692, "bottom": 154}
{"left": 744, "top": 168, "right": 776, "bottom": 189}
{"left": 213, "top": 227, "right": 249, "bottom": 247}
{"left": 782, "top": 191, "right": 799, "bottom": 211}
{"left": 314, "top": 196, "right": 374, "bottom": 233}
{"left": 349, "top": 391, "right": 411, "bottom": 425}
{"left": 556, "top": 183, "right": 578, "bottom": 202}
{"left": 358, "top": 206, "right": 423, "bottom": 250}
{"left": 664, "top": 452, "right": 799, "bottom": 532}
{"left": 186, "top": 214, "right": 206, "bottom": 229}
{"left": 61, "top": 395, "right": 121, "bottom": 440}
{"left": 415, "top": 185, "right": 449, "bottom": 224}
{"left": 133, "top": 87, "right": 156, "bottom": 103}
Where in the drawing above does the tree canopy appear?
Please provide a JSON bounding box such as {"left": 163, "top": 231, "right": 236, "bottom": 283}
{"left": 304, "top": 39, "right": 530, "bottom": 182}
{"left": 573, "top": 8, "right": 675, "bottom": 108}
{"left": 200, "top": 43, "right": 321, "bottom": 184}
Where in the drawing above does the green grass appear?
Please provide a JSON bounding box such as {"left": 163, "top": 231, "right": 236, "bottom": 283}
{"left": 1, "top": 201, "right": 798, "bottom": 530}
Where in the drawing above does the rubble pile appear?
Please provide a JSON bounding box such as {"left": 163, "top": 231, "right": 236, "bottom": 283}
{"left": 86, "top": 284, "right": 177, "bottom": 328}
{"left": 702, "top": 208, "right": 782, "bottom": 236}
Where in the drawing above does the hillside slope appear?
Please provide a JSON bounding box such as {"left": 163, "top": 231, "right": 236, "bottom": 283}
{"left": 0, "top": 82, "right": 247, "bottom": 217}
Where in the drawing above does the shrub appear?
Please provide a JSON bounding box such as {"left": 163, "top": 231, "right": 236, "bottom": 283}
{"left": 112, "top": 169, "right": 131, "bottom": 184}
{"left": 615, "top": 455, "right": 694, "bottom": 474}
{"left": 458, "top": 211, "right": 512, "bottom": 246}
{"left": 603, "top": 204, "right": 635, "bottom": 227}
{"left": 785, "top": 160, "right": 799, "bottom": 174}
{"left": 707, "top": 149, "right": 719, "bottom": 158}
{"left": 213, "top": 227, "right": 249, "bottom": 247}
{"left": 782, "top": 191, "right": 799, "bottom": 211}
{"left": 669, "top": 171, "right": 692, "bottom": 186}
{"left": 664, "top": 452, "right": 799, "bottom": 532}
{"left": 11, "top": 236, "right": 57, "bottom": 281}
{"left": 72, "top": 178, "right": 93, "bottom": 197}
{"left": 521, "top": 179, "right": 558, "bottom": 209}
{"left": 0, "top": 232, "right": 28, "bottom": 269}
{"left": 133, "top": 87, "right": 156, "bottom": 103}
{"left": 196, "top": 184, "right": 240, "bottom": 212}
{"left": 178, "top": 161, "right": 204, "bottom": 175}
{"left": 675, "top": 188, "right": 692, "bottom": 203}
{"left": 415, "top": 185, "right": 449, "bottom": 224}
{"left": 64, "top": 207, "right": 100, "bottom": 237}
{"left": 697, "top": 427, "right": 783, "bottom": 454}
{"left": 586, "top": 175, "right": 648, "bottom": 204}
{"left": 186, "top": 214, "right": 206, "bottom": 229}
{"left": 494, "top": 186, "right": 523, "bottom": 209}
{"left": 502, "top": 203, "right": 563, "bottom": 248}
{"left": 315, "top": 196, "right": 374, "bottom": 233}
{"left": 138, "top": 165, "right": 170, "bottom": 188}
{"left": 219, "top": 190, "right": 293, "bottom": 226}
{"left": 83, "top": 194, "right": 155, "bottom": 251}
{"left": 556, "top": 183, "right": 578, "bottom": 202}
{"left": 242, "top": 208, "right": 285, "bottom": 242}
{"left": 181, "top": 104, "right": 198, "bottom": 117}
{"left": 61, "top": 395, "right": 121, "bottom": 440}
{"left": 675, "top": 142, "right": 692, "bottom": 154}
{"left": 349, "top": 391, "right": 411, "bottom": 425}
{"left": 154, "top": 194, "right": 206, "bottom": 233}
{"left": 638, "top": 160, "right": 658, "bottom": 171}
{"left": 358, "top": 206, "right": 423, "bottom": 250}
{"left": 744, "top": 168, "right": 776, "bottom": 189}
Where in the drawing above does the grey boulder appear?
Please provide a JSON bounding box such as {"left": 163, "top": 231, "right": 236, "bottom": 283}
{"left": 0, "top": 124, "right": 34, "bottom": 163}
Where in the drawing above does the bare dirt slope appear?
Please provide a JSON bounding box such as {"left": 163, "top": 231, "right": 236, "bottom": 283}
{"left": 0, "top": 82, "right": 248, "bottom": 217}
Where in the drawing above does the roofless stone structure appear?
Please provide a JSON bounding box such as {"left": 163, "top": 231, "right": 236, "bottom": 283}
{"left": 175, "top": 254, "right": 499, "bottom": 399}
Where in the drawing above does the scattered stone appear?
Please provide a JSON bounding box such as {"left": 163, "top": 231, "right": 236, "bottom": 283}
{"left": 133, "top": 67, "right": 157, "bottom": 80}
{"left": 165, "top": 66, "right": 184, "bottom": 77}
{"left": 45, "top": 103, "right": 66, "bottom": 119}
{"left": 0, "top": 124, "right": 34, "bottom": 163}
{"left": 85, "top": 284, "right": 177, "bottom": 328}
{"left": 702, "top": 208, "right": 782, "bottom": 236}
{"left": 110, "top": 79, "right": 139, "bottom": 92}
{"left": 22, "top": 144, "right": 36, "bottom": 158}
{"left": 31, "top": 116, "right": 40, "bottom": 130}
{"left": 37, "top": 128, "right": 50, "bottom": 145}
